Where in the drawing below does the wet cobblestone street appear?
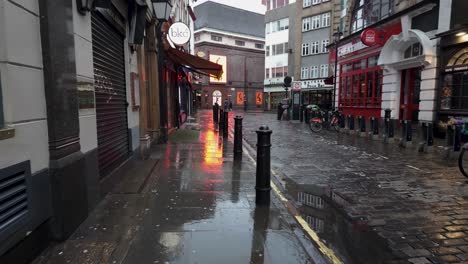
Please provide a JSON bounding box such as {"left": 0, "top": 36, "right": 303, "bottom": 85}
{"left": 240, "top": 111, "right": 468, "bottom": 264}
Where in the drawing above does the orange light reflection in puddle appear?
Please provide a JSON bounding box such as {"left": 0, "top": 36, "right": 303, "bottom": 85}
{"left": 201, "top": 129, "right": 223, "bottom": 167}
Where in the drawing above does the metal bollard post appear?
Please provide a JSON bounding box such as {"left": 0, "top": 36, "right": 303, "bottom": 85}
{"left": 299, "top": 105, "right": 304, "bottom": 122}
{"left": 277, "top": 104, "right": 282, "bottom": 120}
{"left": 223, "top": 111, "right": 229, "bottom": 138}
{"left": 427, "top": 123, "right": 433, "bottom": 147}
{"left": 219, "top": 109, "right": 224, "bottom": 131}
{"left": 371, "top": 117, "right": 379, "bottom": 135}
{"left": 340, "top": 113, "right": 346, "bottom": 128}
{"left": 401, "top": 120, "right": 412, "bottom": 142}
{"left": 234, "top": 116, "right": 243, "bottom": 160}
{"left": 359, "top": 116, "right": 366, "bottom": 133}
{"left": 213, "top": 104, "right": 219, "bottom": 123}
{"left": 349, "top": 115, "right": 355, "bottom": 130}
{"left": 255, "top": 126, "right": 272, "bottom": 205}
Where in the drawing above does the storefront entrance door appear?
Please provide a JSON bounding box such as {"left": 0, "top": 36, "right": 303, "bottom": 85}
{"left": 400, "top": 67, "right": 421, "bottom": 122}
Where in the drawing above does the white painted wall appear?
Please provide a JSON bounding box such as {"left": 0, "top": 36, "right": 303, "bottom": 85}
{"left": 0, "top": 0, "right": 49, "bottom": 174}
{"left": 194, "top": 30, "right": 265, "bottom": 50}
{"left": 264, "top": 29, "right": 289, "bottom": 87}
{"left": 125, "top": 35, "right": 140, "bottom": 152}
{"left": 72, "top": 0, "right": 98, "bottom": 154}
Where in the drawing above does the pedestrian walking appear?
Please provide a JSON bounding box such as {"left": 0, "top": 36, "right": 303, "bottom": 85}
{"left": 224, "top": 98, "right": 229, "bottom": 111}
{"left": 229, "top": 100, "right": 233, "bottom": 111}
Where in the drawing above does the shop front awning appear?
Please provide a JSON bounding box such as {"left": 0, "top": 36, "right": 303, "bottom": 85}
{"left": 167, "top": 48, "right": 223, "bottom": 79}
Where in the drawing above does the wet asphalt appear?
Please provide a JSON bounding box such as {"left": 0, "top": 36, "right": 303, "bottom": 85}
{"left": 32, "top": 111, "right": 319, "bottom": 264}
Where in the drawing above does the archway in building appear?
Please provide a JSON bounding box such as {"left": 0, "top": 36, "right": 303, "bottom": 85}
{"left": 212, "top": 90, "right": 222, "bottom": 106}
{"left": 378, "top": 29, "right": 435, "bottom": 122}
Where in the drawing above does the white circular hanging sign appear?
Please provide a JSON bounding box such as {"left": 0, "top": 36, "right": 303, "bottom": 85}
{"left": 168, "top": 22, "right": 191, "bottom": 46}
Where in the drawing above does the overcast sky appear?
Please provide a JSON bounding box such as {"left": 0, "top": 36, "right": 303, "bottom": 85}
{"left": 192, "top": 0, "right": 266, "bottom": 14}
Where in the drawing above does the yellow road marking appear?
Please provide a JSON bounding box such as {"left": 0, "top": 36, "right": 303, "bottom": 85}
{"left": 243, "top": 147, "right": 343, "bottom": 264}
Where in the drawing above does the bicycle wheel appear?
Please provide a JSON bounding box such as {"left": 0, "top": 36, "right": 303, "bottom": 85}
{"left": 309, "top": 121, "right": 323, "bottom": 132}
{"left": 459, "top": 146, "right": 468, "bottom": 178}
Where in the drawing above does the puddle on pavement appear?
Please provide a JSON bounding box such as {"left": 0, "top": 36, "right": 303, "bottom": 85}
{"left": 284, "top": 179, "right": 395, "bottom": 264}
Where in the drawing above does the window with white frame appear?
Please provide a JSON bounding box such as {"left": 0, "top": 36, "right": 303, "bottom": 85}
{"left": 312, "top": 0, "right": 321, "bottom": 5}
{"left": 320, "top": 64, "right": 329, "bottom": 77}
{"left": 322, "top": 12, "right": 330, "bottom": 27}
{"left": 311, "top": 41, "right": 319, "bottom": 54}
{"left": 266, "top": 23, "right": 270, "bottom": 34}
{"left": 265, "top": 68, "right": 270, "bottom": 79}
{"left": 321, "top": 39, "right": 329, "bottom": 53}
{"left": 211, "top": 35, "right": 222, "bottom": 42}
{"left": 303, "top": 0, "right": 311, "bottom": 8}
{"left": 302, "top": 17, "right": 311, "bottom": 32}
{"left": 235, "top": 40, "right": 245, "bottom": 46}
{"left": 279, "top": 18, "right": 289, "bottom": 30}
{"left": 301, "top": 67, "right": 309, "bottom": 79}
{"left": 310, "top": 66, "right": 318, "bottom": 78}
{"left": 312, "top": 15, "right": 321, "bottom": 29}
{"left": 302, "top": 43, "right": 310, "bottom": 56}
{"left": 255, "top": 43, "right": 264, "bottom": 49}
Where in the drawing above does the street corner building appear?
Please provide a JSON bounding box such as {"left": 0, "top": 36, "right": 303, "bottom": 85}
{"left": 330, "top": 0, "right": 468, "bottom": 140}
{"left": 193, "top": 2, "right": 266, "bottom": 111}
{"left": 0, "top": 0, "right": 221, "bottom": 263}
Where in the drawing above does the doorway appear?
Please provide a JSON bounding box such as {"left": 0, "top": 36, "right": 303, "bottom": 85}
{"left": 399, "top": 67, "right": 421, "bottom": 122}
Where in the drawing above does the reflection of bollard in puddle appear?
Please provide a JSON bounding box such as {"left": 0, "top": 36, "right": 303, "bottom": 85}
{"left": 234, "top": 116, "right": 243, "bottom": 160}
{"left": 223, "top": 111, "right": 229, "bottom": 138}
{"left": 255, "top": 126, "right": 272, "bottom": 205}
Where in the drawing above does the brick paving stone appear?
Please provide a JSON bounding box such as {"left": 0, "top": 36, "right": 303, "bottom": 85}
{"left": 452, "top": 220, "right": 468, "bottom": 225}
{"left": 402, "top": 248, "right": 432, "bottom": 257}
{"left": 441, "top": 239, "right": 468, "bottom": 246}
{"left": 408, "top": 257, "right": 432, "bottom": 264}
{"left": 458, "top": 246, "right": 468, "bottom": 253}
{"left": 456, "top": 253, "right": 468, "bottom": 261}
{"left": 429, "top": 234, "right": 447, "bottom": 240}
{"left": 438, "top": 255, "right": 462, "bottom": 263}
{"left": 430, "top": 247, "right": 462, "bottom": 255}
{"left": 445, "top": 226, "right": 468, "bottom": 232}
{"left": 444, "top": 232, "right": 467, "bottom": 239}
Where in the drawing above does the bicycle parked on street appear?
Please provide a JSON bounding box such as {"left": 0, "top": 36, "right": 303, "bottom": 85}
{"left": 309, "top": 108, "right": 341, "bottom": 133}
{"left": 459, "top": 142, "right": 468, "bottom": 178}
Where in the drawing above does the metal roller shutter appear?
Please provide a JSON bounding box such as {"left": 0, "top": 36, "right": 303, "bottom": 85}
{"left": 92, "top": 12, "right": 129, "bottom": 178}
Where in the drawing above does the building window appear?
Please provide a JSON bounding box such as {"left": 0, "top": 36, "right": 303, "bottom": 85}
{"left": 310, "top": 66, "right": 318, "bottom": 78}
{"left": 235, "top": 40, "right": 245, "bottom": 46}
{"left": 321, "top": 39, "right": 329, "bottom": 53}
{"left": 303, "top": 0, "right": 311, "bottom": 7}
{"left": 256, "top": 43, "right": 264, "bottom": 49}
{"left": 211, "top": 35, "right": 222, "bottom": 42}
{"left": 266, "top": 46, "right": 270, "bottom": 56}
{"left": 404, "top": 43, "right": 423, "bottom": 59}
{"left": 322, "top": 12, "right": 330, "bottom": 27}
{"left": 266, "top": 68, "right": 270, "bottom": 79}
{"left": 302, "top": 17, "right": 311, "bottom": 31}
{"left": 266, "top": 23, "right": 270, "bottom": 34}
{"left": 351, "top": 0, "right": 394, "bottom": 33}
{"left": 273, "top": 66, "right": 285, "bottom": 77}
{"left": 311, "top": 41, "right": 319, "bottom": 54}
{"left": 312, "top": 0, "right": 321, "bottom": 5}
{"left": 279, "top": 18, "right": 289, "bottom": 30}
{"left": 441, "top": 47, "right": 468, "bottom": 111}
{"left": 320, "top": 64, "right": 329, "bottom": 77}
{"left": 302, "top": 43, "right": 310, "bottom": 56}
{"left": 301, "top": 67, "right": 309, "bottom": 79}
{"left": 284, "top": 66, "right": 288, "bottom": 76}
{"left": 339, "top": 53, "right": 383, "bottom": 107}
{"left": 312, "top": 15, "right": 321, "bottom": 29}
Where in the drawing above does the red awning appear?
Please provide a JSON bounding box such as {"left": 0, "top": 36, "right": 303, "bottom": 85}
{"left": 167, "top": 48, "right": 223, "bottom": 79}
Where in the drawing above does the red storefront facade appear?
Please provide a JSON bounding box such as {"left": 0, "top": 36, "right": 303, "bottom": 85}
{"left": 332, "top": 22, "right": 402, "bottom": 119}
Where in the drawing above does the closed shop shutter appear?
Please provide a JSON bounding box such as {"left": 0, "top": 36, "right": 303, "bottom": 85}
{"left": 91, "top": 12, "right": 129, "bottom": 177}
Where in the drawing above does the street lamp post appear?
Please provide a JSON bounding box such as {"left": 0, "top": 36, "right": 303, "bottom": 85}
{"left": 332, "top": 27, "right": 343, "bottom": 111}
{"left": 152, "top": 0, "right": 173, "bottom": 143}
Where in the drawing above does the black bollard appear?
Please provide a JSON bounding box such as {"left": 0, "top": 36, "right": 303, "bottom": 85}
{"left": 213, "top": 104, "right": 219, "bottom": 123}
{"left": 371, "top": 117, "right": 379, "bottom": 135}
{"left": 255, "top": 126, "right": 272, "bottom": 205}
{"left": 427, "top": 123, "right": 433, "bottom": 146}
{"left": 277, "top": 103, "right": 282, "bottom": 120}
{"left": 384, "top": 109, "right": 394, "bottom": 138}
{"left": 219, "top": 109, "right": 224, "bottom": 131}
{"left": 299, "top": 105, "right": 304, "bottom": 122}
{"left": 349, "top": 115, "right": 355, "bottom": 130}
{"left": 234, "top": 116, "right": 243, "bottom": 160}
{"left": 359, "top": 116, "right": 366, "bottom": 133}
{"left": 223, "top": 110, "right": 229, "bottom": 138}
{"left": 305, "top": 109, "right": 310, "bottom": 124}
{"left": 405, "top": 120, "right": 412, "bottom": 142}
{"left": 340, "top": 113, "right": 346, "bottom": 128}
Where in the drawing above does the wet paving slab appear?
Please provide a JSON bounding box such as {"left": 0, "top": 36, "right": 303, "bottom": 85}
{"left": 240, "top": 111, "right": 468, "bottom": 264}
{"left": 32, "top": 111, "right": 318, "bottom": 264}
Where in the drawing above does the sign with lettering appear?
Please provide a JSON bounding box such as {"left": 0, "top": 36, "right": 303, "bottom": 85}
{"left": 168, "top": 22, "right": 191, "bottom": 46}
{"left": 361, "top": 28, "right": 380, "bottom": 46}
{"left": 292, "top": 81, "right": 301, "bottom": 91}
{"left": 338, "top": 40, "right": 367, "bottom": 58}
